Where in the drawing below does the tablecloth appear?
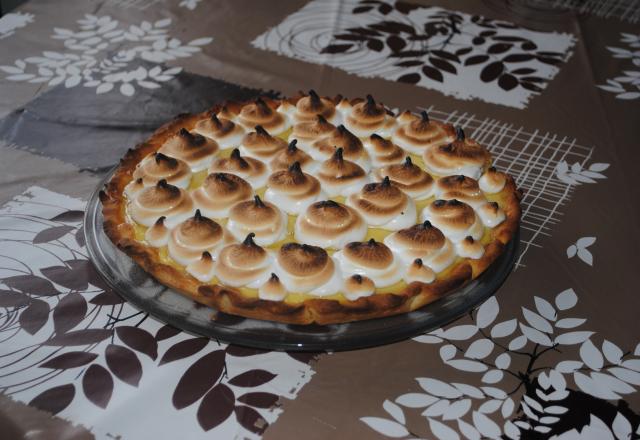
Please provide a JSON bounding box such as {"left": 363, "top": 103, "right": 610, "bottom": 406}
{"left": 0, "top": 0, "right": 639, "bottom": 439}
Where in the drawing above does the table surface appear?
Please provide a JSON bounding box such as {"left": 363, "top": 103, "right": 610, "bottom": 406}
{"left": 0, "top": 1, "right": 639, "bottom": 439}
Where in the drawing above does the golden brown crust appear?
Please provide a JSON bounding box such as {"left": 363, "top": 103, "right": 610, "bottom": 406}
{"left": 101, "top": 96, "right": 521, "bottom": 325}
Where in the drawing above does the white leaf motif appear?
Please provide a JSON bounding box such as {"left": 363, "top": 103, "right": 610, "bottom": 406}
{"left": 635, "top": 343, "right": 640, "bottom": 356}
{"left": 491, "top": 319, "right": 517, "bottom": 338}
{"left": 413, "top": 334, "right": 442, "bottom": 344}
{"left": 591, "top": 372, "right": 635, "bottom": 395}
{"left": 520, "top": 323, "right": 553, "bottom": 346}
{"left": 476, "top": 296, "right": 499, "bottom": 328}
{"left": 577, "top": 248, "right": 594, "bottom": 266}
{"left": 534, "top": 297, "right": 556, "bottom": 321}
{"left": 120, "top": 83, "right": 135, "bottom": 96}
{"left": 566, "top": 244, "right": 577, "bottom": 258}
{"left": 360, "top": 417, "right": 409, "bottom": 438}
{"left": 458, "top": 419, "right": 480, "bottom": 440}
{"left": 555, "top": 289, "right": 578, "bottom": 310}
{"left": 622, "top": 359, "right": 640, "bottom": 372}
{"left": 580, "top": 340, "right": 604, "bottom": 370}
{"left": 495, "top": 353, "right": 511, "bottom": 369}
{"left": 555, "top": 318, "right": 586, "bottom": 329}
{"left": 441, "top": 325, "right": 478, "bottom": 341}
{"left": 545, "top": 405, "right": 568, "bottom": 414}
{"left": 482, "top": 370, "right": 504, "bottom": 384}
{"left": 0, "top": 65, "right": 23, "bottom": 74}
{"left": 589, "top": 163, "right": 610, "bottom": 172}
{"left": 465, "top": 339, "right": 494, "bottom": 359}
{"left": 443, "top": 399, "right": 471, "bottom": 420}
{"left": 509, "top": 335, "right": 527, "bottom": 350}
{"left": 447, "top": 359, "right": 488, "bottom": 372}
{"left": 440, "top": 344, "right": 457, "bottom": 362}
{"left": 574, "top": 372, "right": 621, "bottom": 399}
{"left": 522, "top": 308, "right": 553, "bottom": 333}
{"left": 577, "top": 237, "right": 596, "bottom": 248}
{"left": 503, "top": 421, "right": 520, "bottom": 440}
{"left": 501, "top": 398, "right": 514, "bottom": 418}
{"left": 612, "top": 412, "right": 632, "bottom": 440}
{"left": 429, "top": 418, "right": 460, "bottom": 440}
{"left": 603, "top": 340, "right": 623, "bottom": 365}
{"left": 383, "top": 400, "right": 405, "bottom": 424}
{"left": 539, "top": 416, "right": 560, "bottom": 424}
{"left": 189, "top": 37, "right": 213, "bottom": 46}
{"left": 472, "top": 411, "right": 501, "bottom": 438}
{"left": 556, "top": 360, "right": 583, "bottom": 373}
{"left": 555, "top": 331, "right": 593, "bottom": 345}
{"left": 422, "top": 399, "right": 449, "bottom": 417}
{"left": 481, "top": 386, "right": 506, "bottom": 399}
{"left": 417, "top": 378, "right": 462, "bottom": 398}
{"left": 452, "top": 383, "right": 484, "bottom": 399}
{"left": 396, "top": 393, "right": 438, "bottom": 408}
{"left": 609, "top": 367, "right": 640, "bottom": 386}
{"left": 479, "top": 399, "right": 502, "bottom": 414}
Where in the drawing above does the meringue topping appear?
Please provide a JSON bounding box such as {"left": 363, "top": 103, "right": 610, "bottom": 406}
{"left": 191, "top": 172, "right": 253, "bottom": 218}
{"left": 434, "top": 175, "right": 486, "bottom": 208}
{"left": 309, "top": 125, "right": 371, "bottom": 171}
{"left": 226, "top": 195, "right": 287, "bottom": 245}
{"left": 455, "top": 236, "right": 484, "bottom": 259}
{"left": 316, "top": 147, "right": 369, "bottom": 197}
{"left": 391, "top": 111, "right": 456, "bottom": 154}
{"left": 420, "top": 199, "right": 484, "bottom": 242}
{"left": 292, "top": 90, "right": 338, "bottom": 123}
{"left": 384, "top": 221, "right": 457, "bottom": 273}
{"left": 239, "top": 125, "right": 287, "bottom": 160}
{"left": 343, "top": 95, "right": 395, "bottom": 138}
{"left": 289, "top": 114, "right": 336, "bottom": 149}
{"left": 343, "top": 274, "right": 375, "bottom": 301}
{"left": 295, "top": 200, "right": 367, "bottom": 248}
{"left": 193, "top": 112, "right": 246, "bottom": 149}
{"left": 269, "top": 140, "right": 318, "bottom": 174}
{"left": 186, "top": 251, "right": 216, "bottom": 282}
{"left": 124, "top": 177, "right": 145, "bottom": 199}
{"left": 215, "top": 233, "right": 273, "bottom": 288}
{"left": 364, "top": 134, "right": 406, "bottom": 167}
{"left": 374, "top": 157, "right": 435, "bottom": 200}
{"left": 209, "top": 148, "right": 269, "bottom": 188}
{"left": 422, "top": 130, "right": 491, "bottom": 179}
{"left": 264, "top": 162, "right": 325, "bottom": 214}
{"left": 334, "top": 239, "right": 403, "bottom": 287}
{"left": 477, "top": 201, "right": 506, "bottom": 227}
{"left": 405, "top": 258, "right": 436, "bottom": 284}
{"left": 158, "top": 128, "right": 219, "bottom": 172}
{"left": 347, "top": 177, "right": 417, "bottom": 230}
{"left": 133, "top": 153, "right": 192, "bottom": 188}
{"left": 479, "top": 167, "right": 507, "bottom": 194}
{"left": 130, "top": 179, "right": 195, "bottom": 228}
{"left": 145, "top": 216, "right": 170, "bottom": 247}
{"left": 167, "top": 210, "right": 227, "bottom": 265}
{"left": 275, "top": 243, "right": 339, "bottom": 294}
{"left": 259, "top": 273, "right": 288, "bottom": 301}
{"left": 237, "top": 98, "right": 290, "bottom": 135}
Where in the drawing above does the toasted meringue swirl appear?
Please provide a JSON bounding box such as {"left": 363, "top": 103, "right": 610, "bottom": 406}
{"left": 420, "top": 199, "right": 484, "bottom": 242}
{"left": 477, "top": 202, "right": 506, "bottom": 227}
{"left": 347, "top": 177, "right": 417, "bottom": 230}
{"left": 226, "top": 196, "right": 287, "bottom": 245}
{"left": 192, "top": 172, "right": 253, "bottom": 218}
{"left": 335, "top": 239, "right": 403, "bottom": 287}
{"left": 364, "top": 134, "right": 406, "bottom": 167}
{"left": 405, "top": 259, "right": 436, "bottom": 284}
{"left": 343, "top": 274, "right": 375, "bottom": 300}
{"left": 343, "top": 95, "right": 395, "bottom": 138}
{"left": 292, "top": 90, "right": 338, "bottom": 123}
{"left": 392, "top": 111, "right": 455, "bottom": 154}
{"left": 275, "top": 243, "right": 341, "bottom": 295}
{"left": 130, "top": 180, "right": 194, "bottom": 228}
{"left": 295, "top": 200, "right": 367, "bottom": 248}
{"left": 259, "top": 273, "right": 287, "bottom": 301}
{"left": 289, "top": 114, "right": 336, "bottom": 149}
{"left": 479, "top": 167, "right": 507, "bottom": 193}
{"left": 316, "top": 148, "right": 369, "bottom": 197}
{"left": 159, "top": 128, "right": 219, "bottom": 172}
{"left": 237, "top": 98, "right": 290, "bottom": 135}
{"left": 133, "top": 153, "right": 192, "bottom": 188}
{"left": 310, "top": 125, "right": 371, "bottom": 171}
{"left": 215, "top": 234, "right": 273, "bottom": 288}
{"left": 239, "top": 125, "right": 287, "bottom": 160}
{"left": 422, "top": 129, "right": 490, "bottom": 179}
{"left": 264, "top": 162, "right": 325, "bottom": 214}
{"left": 269, "top": 140, "right": 318, "bottom": 174}
{"left": 375, "top": 157, "right": 435, "bottom": 200}
{"left": 124, "top": 177, "right": 145, "bottom": 200}
{"left": 193, "top": 113, "right": 246, "bottom": 149}
{"left": 434, "top": 175, "right": 486, "bottom": 208}
{"left": 384, "top": 221, "right": 457, "bottom": 273}
{"left": 186, "top": 252, "right": 216, "bottom": 282}
{"left": 145, "top": 216, "right": 170, "bottom": 248}
{"left": 456, "top": 236, "right": 484, "bottom": 259}
{"left": 209, "top": 148, "right": 269, "bottom": 188}
{"left": 167, "top": 210, "right": 227, "bottom": 265}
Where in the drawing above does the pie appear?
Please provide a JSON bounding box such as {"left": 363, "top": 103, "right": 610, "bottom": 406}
{"left": 101, "top": 92, "right": 521, "bottom": 324}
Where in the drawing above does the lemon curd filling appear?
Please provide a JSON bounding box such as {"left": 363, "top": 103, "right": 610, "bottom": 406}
{"left": 124, "top": 125, "right": 505, "bottom": 302}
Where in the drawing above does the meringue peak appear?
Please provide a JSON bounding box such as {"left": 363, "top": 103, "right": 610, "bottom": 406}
{"left": 456, "top": 127, "right": 465, "bottom": 141}
{"left": 155, "top": 152, "right": 178, "bottom": 167}
{"left": 254, "top": 125, "right": 270, "bottom": 137}
{"left": 230, "top": 148, "right": 250, "bottom": 169}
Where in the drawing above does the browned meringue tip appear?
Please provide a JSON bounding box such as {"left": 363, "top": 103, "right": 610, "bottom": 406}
{"left": 363, "top": 94, "right": 384, "bottom": 116}
{"left": 332, "top": 147, "right": 344, "bottom": 162}
{"left": 344, "top": 239, "right": 394, "bottom": 269}
{"left": 242, "top": 232, "right": 258, "bottom": 247}
{"left": 278, "top": 242, "right": 329, "bottom": 276}
{"left": 420, "top": 110, "right": 429, "bottom": 123}
{"left": 154, "top": 152, "right": 178, "bottom": 166}
{"left": 464, "top": 236, "right": 475, "bottom": 243}
{"left": 253, "top": 194, "right": 266, "bottom": 208}
{"left": 288, "top": 161, "right": 304, "bottom": 175}
{"left": 178, "top": 128, "right": 206, "bottom": 146}
{"left": 308, "top": 89, "right": 322, "bottom": 108}
{"left": 201, "top": 251, "right": 213, "bottom": 261}
{"left": 287, "top": 140, "right": 298, "bottom": 152}
{"left": 156, "top": 178, "right": 179, "bottom": 193}
{"left": 254, "top": 125, "right": 270, "bottom": 136}
{"left": 403, "top": 156, "right": 413, "bottom": 167}
{"left": 229, "top": 148, "right": 250, "bottom": 169}
{"left": 155, "top": 216, "right": 166, "bottom": 226}
{"left": 344, "top": 274, "right": 375, "bottom": 293}
{"left": 456, "top": 127, "right": 465, "bottom": 141}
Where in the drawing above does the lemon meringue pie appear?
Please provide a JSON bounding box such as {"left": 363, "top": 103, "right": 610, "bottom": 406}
{"left": 102, "top": 93, "right": 520, "bottom": 324}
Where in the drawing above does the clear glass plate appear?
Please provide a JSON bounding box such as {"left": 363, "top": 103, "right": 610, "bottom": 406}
{"left": 85, "top": 171, "right": 519, "bottom": 351}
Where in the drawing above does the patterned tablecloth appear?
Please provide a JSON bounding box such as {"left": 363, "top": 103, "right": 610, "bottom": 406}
{"left": 0, "top": 1, "right": 639, "bottom": 439}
